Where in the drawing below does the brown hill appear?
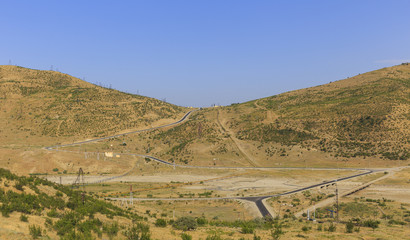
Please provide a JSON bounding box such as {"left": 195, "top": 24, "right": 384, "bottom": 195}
{"left": 231, "top": 63, "right": 410, "bottom": 160}
{"left": 0, "top": 65, "right": 186, "bottom": 146}
{"left": 109, "top": 64, "right": 409, "bottom": 168}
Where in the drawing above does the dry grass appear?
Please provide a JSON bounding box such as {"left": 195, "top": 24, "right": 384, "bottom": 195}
{"left": 1, "top": 64, "right": 409, "bottom": 239}
{"left": 0, "top": 65, "right": 185, "bottom": 145}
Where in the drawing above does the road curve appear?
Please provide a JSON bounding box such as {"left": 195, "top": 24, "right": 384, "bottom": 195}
{"left": 45, "top": 110, "right": 196, "bottom": 150}
{"left": 237, "top": 169, "right": 374, "bottom": 217}
{"left": 110, "top": 169, "right": 375, "bottom": 218}
{"left": 45, "top": 109, "right": 381, "bottom": 217}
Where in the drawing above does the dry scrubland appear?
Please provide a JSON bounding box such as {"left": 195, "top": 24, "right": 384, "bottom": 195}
{"left": 1, "top": 168, "right": 409, "bottom": 239}
{"left": 0, "top": 65, "right": 185, "bottom": 174}
{"left": 0, "top": 64, "right": 409, "bottom": 239}
{"left": 114, "top": 63, "right": 409, "bottom": 169}
{"left": 0, "top": 65, "right": 184, "bottom": 143}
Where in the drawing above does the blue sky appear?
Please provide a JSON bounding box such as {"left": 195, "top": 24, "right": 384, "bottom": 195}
{"left": 1, "top": 1, "right": 410, "bottom": 107}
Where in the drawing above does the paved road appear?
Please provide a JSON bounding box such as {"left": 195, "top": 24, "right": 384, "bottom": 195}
{"left": 45, "top": 109, "right": 383, "bottom": 217}
{"left": 44, "top": 110, "right": 195, "bottom": 184}
{"left": 238, "top": 169, "right": 374, "bottom": 217}
{"left": 293, "top": 168, "right": 403, "bottom": 218}
{"left": 110, "top": 169, "right": 375, "bottom": 218}
{"left": 45, "top": 110, "right": 195, "bottom": 150}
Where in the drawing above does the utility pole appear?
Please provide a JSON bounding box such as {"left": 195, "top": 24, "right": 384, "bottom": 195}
{"left": 130, "top": 185, "right": 133, "bottom": 205}
{"left": 73, "top": 168, "right": 85, "bottom": 204}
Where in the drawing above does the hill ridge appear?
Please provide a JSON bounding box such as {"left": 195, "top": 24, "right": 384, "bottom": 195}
{"left": 0, "top": 65, "right": 186, "bottom": 145}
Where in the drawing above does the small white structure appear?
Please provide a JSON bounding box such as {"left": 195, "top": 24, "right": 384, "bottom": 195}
{"left": 105, "top": 152, "right": 114, "bottom": 158}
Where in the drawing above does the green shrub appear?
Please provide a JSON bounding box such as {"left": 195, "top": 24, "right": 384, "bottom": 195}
{"left": 155, "top": 219, "right": 167, "bottom": 227}
{"left": 271, "top": 223, "right": 284, "bottom": 240}
{"left": 14, "top": 182, "right": 24, "bottom": 191}
{"left": 388, "top": 219, "right": 406, "bottom": 225}
{"left": 29, "top": 225, "right": 42, "bottom": 239}
{"left": 54, "top": 212, "right": 81, "bottom": 236}
{"left": 196, "top": 217, "right": 208, "bottom": 226}
{"left": 103, "top": 222, "right": 119, "bottom": 238}
{"left": 1, "top": 204, "right": 10, "bottom": 217}
{"left": 206, "top": 233, "right": 222, "bottom": 240}
{"left": 45, "top": 218, "right": 53, "bottom": 227}
{"left": 327, "top": 223, "right": 336, "bottom": 232}
{"left": 124, "top": 222, "right": 151, "bottom": 240}
{"left": 241, "top": 223, "right": 255, "bottom": 234}
{"left": 346, "top": 221, "right": 354, "bottom": 233}
{"left": 173, "top": 217, "right": 197, "bottom": 231}
{"left": 363, "top": 219, "right": 380, "bottom": 230}
{"left": 253, "top": 234, "right": 262, "bottom": 240}
{"left": 20, "top": 214, "right": 28, "bottom": 222}
{"left": 180, "top": 233, "right": 192, "bottom": 240}
{"left": 47, "top": 208, "right": 60, "bottom": 218}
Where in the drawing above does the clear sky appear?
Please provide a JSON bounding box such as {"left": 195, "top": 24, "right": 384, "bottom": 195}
{"left": 1, "top": 1, "right": 410, "bottom": 107}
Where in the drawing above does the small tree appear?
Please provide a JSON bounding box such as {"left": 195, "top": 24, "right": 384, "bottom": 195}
{"left": 173, "top": 217, "right": 197, "bottom": 231}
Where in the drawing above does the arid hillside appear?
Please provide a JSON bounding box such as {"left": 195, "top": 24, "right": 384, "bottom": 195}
{"left": 111, "top": 64, "right": 410, "bottom": 168}
{"left": 229, "top": 63, "right": 410, "bottom": 160}
{"left": 0, "top": 65, "right": 186, "bottom": 146}
{"left": 0, "top": 168, "right": 145, "bottom": 239}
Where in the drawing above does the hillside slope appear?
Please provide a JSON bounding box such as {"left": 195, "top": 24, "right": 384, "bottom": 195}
{"left": 111, "top": 64, "right": 409, "bottom": 168}
{"left": 231, "top": 63, "right": 410, "bottom": 160}
{"left": 0, "top": 168, "right": 147, "bottom": 239}
{"left": 0, "top": 65, "right": 186, "bottom": 146}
